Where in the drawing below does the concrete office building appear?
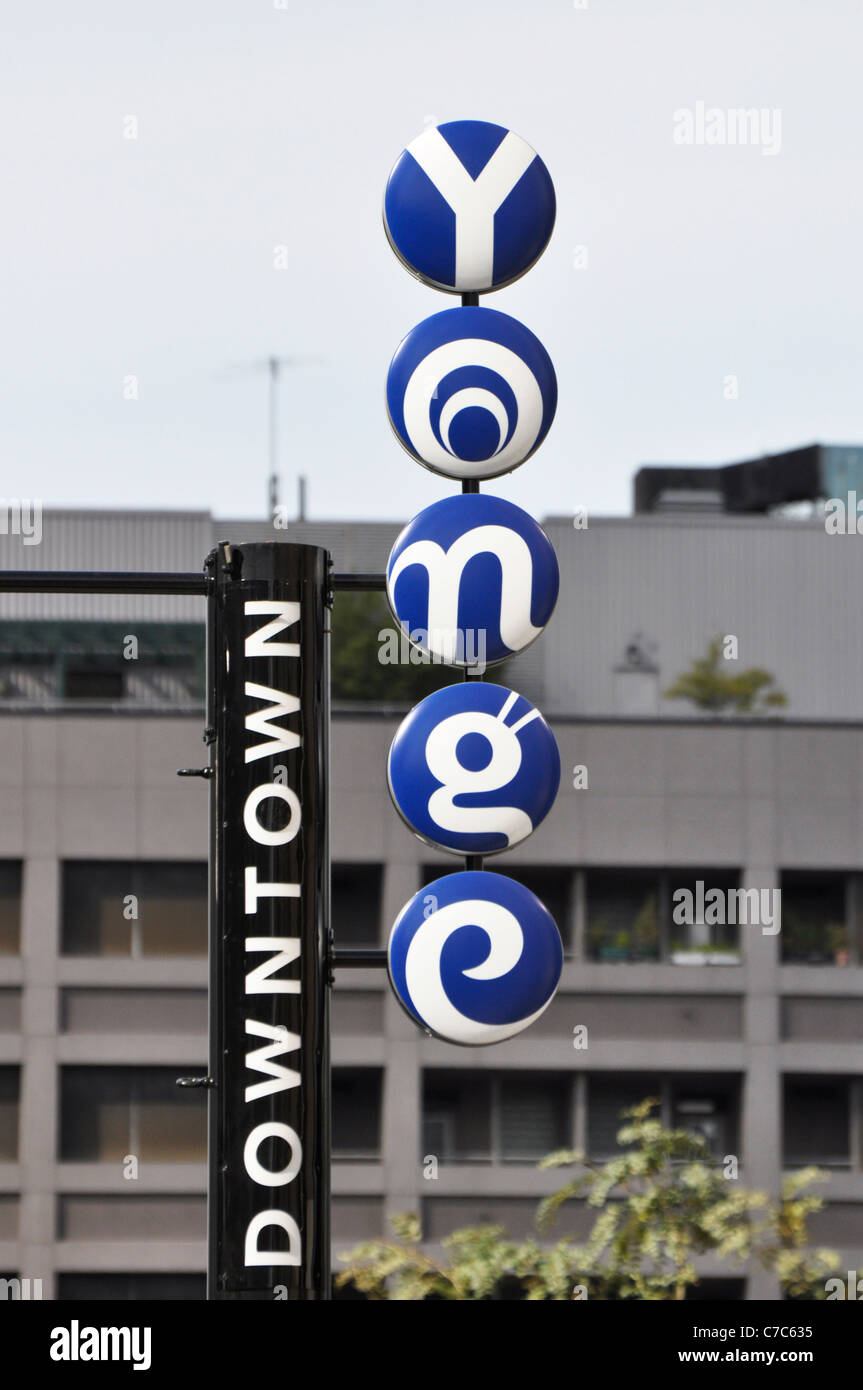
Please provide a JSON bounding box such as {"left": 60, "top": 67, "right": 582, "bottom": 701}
{"left": 0, "top": 493, "right": 862, "bottom": 1300}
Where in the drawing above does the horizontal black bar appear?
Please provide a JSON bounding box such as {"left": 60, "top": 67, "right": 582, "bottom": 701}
{"left": 0, "top": 571, "right": 210, "bottom": 596}
{"left": 331, "top": 573, "right": 386, "bottom": 591}
{"left": 0, "top": 570, "right": 386, "bottom": 596}
{"left": 331, "top": 948, "right": 388, "bottom": 968}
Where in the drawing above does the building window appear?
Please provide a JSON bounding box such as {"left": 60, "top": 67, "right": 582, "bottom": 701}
{"left": 588, "top": 1075, "right": 740, "bottom": 1162}
{"left": 332, "top": 1068, "right": 382, "bottom": 1160}
{"left": 62, "top": 862, "right": 207, "bottom": 957}
{"left": 784, "top": 1078, "right": 854, "bottom": 1168}
{"left": 63, "top": 665, "right": 125, "bottom": 700}
{"left": 57, "top": 1274, "right": 205, "bottom": 1300}
{"left": 423, "top": 864, "right": 573, "bottom": 950}
{"left": 585, "top": 871, "right": 661, "bottom": 963}
{"left": 587, "top": 1077, "right": 661, "bottom": 1160}
{"left": 59, "top": 1067, "right": 206, "bottom": 1161}
{"left": 422, "top": 1072, "right": 569, "bottom": 1164}
{"left": 423, "top": 1072, "right": 491, "bottom": 1163}
{"left": 0, "top": 1069, "right": 20, "bottom": 1161}
{"left": 584, "top": 868, "right": 742, "bottom": 964}
{"left": 0, "top": 621, "right": 204, "bottom": 709}
{"left": 332, "top": 864, "right": 382, "bottom": 947}
{"left": 668, "top": 870, "right": 742, "bottom": 960}
{"left": 0, "top": 863, "right": 22, "bottom": 955}
{"left": 670, "top": 1081, "right": 738, "bottom": 1160}
{"left": 780, "top": 873, "right": 853, "bottom": 966}
{"left": 498, "top": 1076, "right": 568, "bottom": 1162}
{"left": 486, "top": 866, "right": 572, "bottom": 950}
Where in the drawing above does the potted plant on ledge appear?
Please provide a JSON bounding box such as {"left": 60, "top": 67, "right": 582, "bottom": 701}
{"left": 828, "top": 923, "right": 851, "bottom": 968}
{"left": 671, "top": 940, "right": 742, "bottom": 966}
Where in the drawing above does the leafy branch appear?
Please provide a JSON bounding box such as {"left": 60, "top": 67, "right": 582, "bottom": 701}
{"left": 337, "top": 1100, "right": 838, "bottom": 1300}
{"left": 663, "top": 637, "right": 787, "bottom": 715}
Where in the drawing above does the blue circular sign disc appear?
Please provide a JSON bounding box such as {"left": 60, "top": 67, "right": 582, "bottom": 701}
{"left": 388, "top": 683, "right": 560, "bottom": 855}
{"left": 387, "top": 307, "right": 557, "bottom": 481}
{"left": 388, "top": 871, "right": 563, "bottom": 1046}
{"left": 384, "top": 120, "right": 556, "bottom": 294}
{"left": 386, "top": 493, "right": 559, "bottom": 667}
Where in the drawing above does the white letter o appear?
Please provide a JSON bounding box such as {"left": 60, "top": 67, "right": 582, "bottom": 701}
{"left": 243, "top": 784, "right": 301, "bottom": 845}
{"left": 243, "top": 1122, "right": 302, "bottom": 1187}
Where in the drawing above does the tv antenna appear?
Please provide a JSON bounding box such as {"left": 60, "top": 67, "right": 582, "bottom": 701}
{"left": 219, "top": 354, "right": 323, "bottom": 518}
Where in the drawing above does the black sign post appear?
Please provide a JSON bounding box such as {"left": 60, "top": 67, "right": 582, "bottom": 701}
{"left": 0, "top": 556, "right": 387, "bottom": 1302}
{"left": 206, "top": 541, "right": 332, "bottom": 1300}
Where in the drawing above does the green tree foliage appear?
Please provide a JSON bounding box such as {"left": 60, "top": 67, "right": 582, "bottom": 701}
{"left": 330, "top": 591, "right": 452, "bottom": 703}
{"left": 663, "top": 637, "right": 787, "bottom": 715}
{"left": 337, "top": 1101, "right": 838, "bottom": 1300}
{"left": 330, "top": 590, "right": 509, "bottom": 702}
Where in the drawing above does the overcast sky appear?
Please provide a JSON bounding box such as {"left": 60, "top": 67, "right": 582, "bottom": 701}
{"left": 2, "top": 0, "right": 861, "bottom": 523}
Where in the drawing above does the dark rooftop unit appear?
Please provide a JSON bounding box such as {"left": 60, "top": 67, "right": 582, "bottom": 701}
{"left": 634, "top": 444, "right": 863, "bottom": 515}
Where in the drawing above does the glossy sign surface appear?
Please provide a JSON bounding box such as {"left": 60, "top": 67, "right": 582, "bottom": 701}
{"left": 386, "top": 493, "right": 559, "bottom": 667}
{"left": 384, "top": 120, "right": 555, "bottom": 293}
{"left": 388, "top": 871, "right": 563, "bottom": 1045}
{"left": 386, "top": 307, "right": 557, "bottom": 481}
{"left": 388, "top": 683, "right": 560, "bottom": 855}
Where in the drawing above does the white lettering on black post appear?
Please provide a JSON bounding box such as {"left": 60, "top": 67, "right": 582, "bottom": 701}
{"left": 241, "top": 600, "right": 303, "bottom": 1270}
